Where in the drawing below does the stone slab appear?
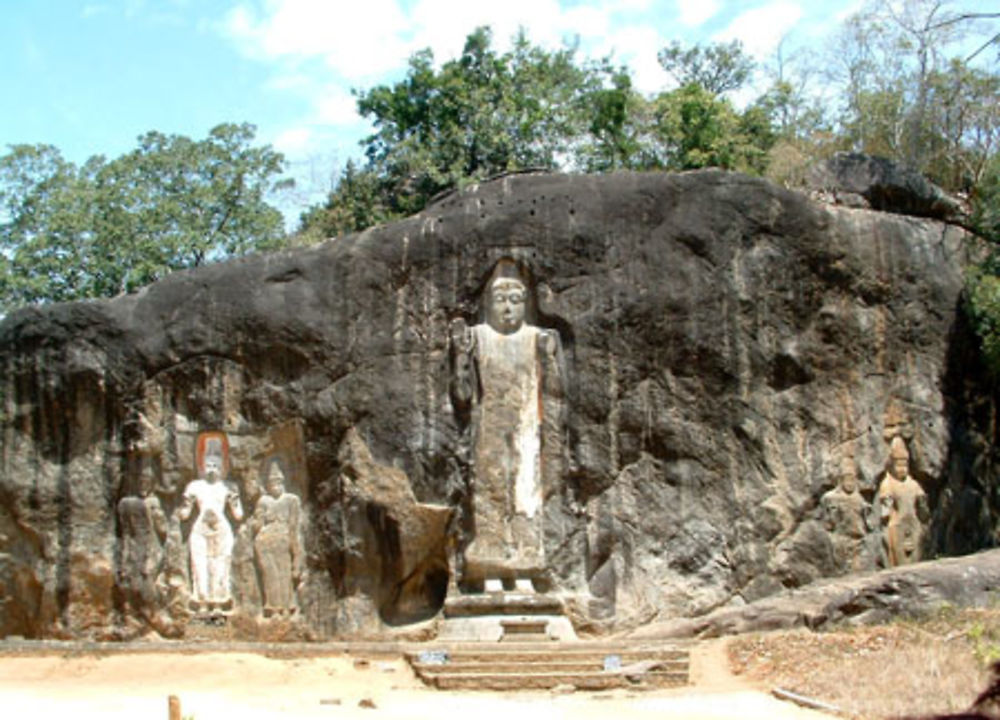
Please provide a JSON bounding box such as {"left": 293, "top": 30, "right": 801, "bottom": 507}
{"left": 436, "top": 615, "right": 577, "bottom": 642}
{"left": 444, "top": 592, "right": 565, "bottom": 618}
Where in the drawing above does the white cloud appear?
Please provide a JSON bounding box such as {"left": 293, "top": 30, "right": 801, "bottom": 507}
{"left": 315, "top": 87, "right": 361, "bottom": 126}
{"left": 81, "top": 4, "right": 111, "bottom": 19}
{"left": 676, "top": 0, "right": 720, "bottom": 28}
{"left": 407, "top": 0, "right": 571, "bottom": 60}
{"left": 224, "top": 0, "right": 410, "bottom": 81}
{"left": 273, "top": 127, "right": 314, "bottom": 155}
{"left": 712, "top": 1, "right": 805, "bottom": 59}
{"left": 601, "top": 25, "right": 669, "bottom": 94}
{"left": 834, "top": 0, "right": 865, "bottom": 23}
{"left": 220, "top": 1, "right": 678, "bottom": 166}
{"left": 561, "top": 5, "right": 611, "bottom": 40}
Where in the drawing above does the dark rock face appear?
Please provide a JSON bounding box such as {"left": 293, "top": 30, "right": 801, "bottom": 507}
{"left": 0, "top": 169, "right": 995, "bottom": 640}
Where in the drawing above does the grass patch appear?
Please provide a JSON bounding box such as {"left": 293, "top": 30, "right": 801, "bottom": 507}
{"left": 728, "top": 606, "right": 1000, "bottom": 718}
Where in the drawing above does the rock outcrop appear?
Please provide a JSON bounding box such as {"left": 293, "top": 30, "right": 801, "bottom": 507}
{"left": 806, "top": 152, "right": 968, "bottom": 224}
{"left": 0, "top": 168, "right": 995, "bottom": 639}
{"left": 631, "top": 548, "right": 1000, "bottom": 639}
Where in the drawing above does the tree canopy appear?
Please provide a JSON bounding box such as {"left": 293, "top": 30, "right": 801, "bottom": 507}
{"left": 299, "top": 28, "right": 789, "bottom": 238}
{"left": 0, "top": 123, "right": 289, "bottom": 311}
{"left": 301, "top": 27, "right": 633, "bottom": 237}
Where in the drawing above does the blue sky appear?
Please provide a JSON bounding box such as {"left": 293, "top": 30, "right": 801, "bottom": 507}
{"left": 1, "top": 0, "right": 994, "bottom": 222}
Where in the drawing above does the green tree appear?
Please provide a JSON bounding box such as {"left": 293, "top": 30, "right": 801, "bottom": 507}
{"left": 296, "top": 160, "right": 386, "bottom": 240}
{"left": 828, "top": 0, "right": 999, "bottom": 188}
{"left": 575, "top": 69, "right": 661, "bottom": 172}
{"left": 0, "top": 144, "right": 93, "bottom": 306}
{"left": 923, "top": 59, "right": 1000, "bottom": 192}
{"left": 657, "top": 39, "right": 755, "bottom": 95}
{"left": 355, "top": 27, "right": 601, "bottom": 215}
{"left": 650, "top": 83, "right": 774, "bottom": 173}
{"left": 301, "top": 27, "right": 626, "bottom": 235}
{"left": 0, "top": 123, "right": 289, "bottom": 311}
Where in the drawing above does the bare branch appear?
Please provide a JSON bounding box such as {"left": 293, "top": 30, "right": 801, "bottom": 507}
{"left": 967, "top": 31, "right": 1000, "bottom": 63}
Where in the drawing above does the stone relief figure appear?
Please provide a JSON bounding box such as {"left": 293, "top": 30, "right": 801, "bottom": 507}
{"left": 450, "top": 258, "right": 565, "bottom": 592}
{"left": 177, "top": 432, "right": 244, "bottom": 612}
{"left": 117, "top": 463, "right": 178, "bottom": 635}
{"left": 251, "top": 459, "right": 303, "bottom": 617}
{"left": 820, "top": 456, "right": 871, "bottom": 572}
{"left": 878, "top": 435, "right": 929, "bottom": 567}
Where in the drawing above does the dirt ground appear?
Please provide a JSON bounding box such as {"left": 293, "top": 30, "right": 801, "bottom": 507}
{"left": 0, "top": 640, "right": 832, "bottom": 720}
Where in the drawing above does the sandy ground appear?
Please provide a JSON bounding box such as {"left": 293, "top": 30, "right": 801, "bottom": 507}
{"left": 0, "top": 640, "right": 834, "bottom": 720}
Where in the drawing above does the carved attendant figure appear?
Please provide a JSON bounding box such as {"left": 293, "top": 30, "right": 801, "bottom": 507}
{"left": 820, "top": 457, "right": 870, "bottom": 572}
{"left": 251, "top": 460, "right": 303, "bottom": 617}
{"left": 451, "top": 259, "right": 565, "bottom": 591}
{"left": 878, "top": 436, "right": 929, "bottom": 567}
{"left": 178, "top": 433, "right": 243, "bottom": 612}
{"left": 117, "top": 464, "right": 170, "bottom": 628}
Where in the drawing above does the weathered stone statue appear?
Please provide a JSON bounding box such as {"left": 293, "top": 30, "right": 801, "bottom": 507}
{"left": 878, "top": 436, "right": 929, "bottom": 567}
{"left": 251, "top": 460, "right": 303, "bottom": 617}
{"left": 117, "top": 463, "right": 174, "bottom": 633}
{"left": 177, "top": 432, "right": 244, "bottom": 612}
{"left": 820, "top": 457, "right": 871, "bottom": 572}
{"left": 450, "top": 259, "right": 565, "bottom": 592}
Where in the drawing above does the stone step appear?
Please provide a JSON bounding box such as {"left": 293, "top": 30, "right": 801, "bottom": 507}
{"left": 500, "top": 618, "right": 549, "bottom": 640}
{"left": 406, "top": 648, "right": 689, "bottom": 665}
{"left": 426, "top": 670, "right": 689, "bottom": 691}
{"left": 500, "top": 633, "right": 550, "bottom": 643}
{"left": 412, "top": 659, "right": 690, "bottom": 675}
{"left": 406, "top": 643, "right": 690, "bottom": 691}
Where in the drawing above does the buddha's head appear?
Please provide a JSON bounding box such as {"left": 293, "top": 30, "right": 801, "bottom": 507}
{"left": 485, "top": 259, "right": 529, "bottom": 334}
{"left": 265, "top": 461, "right": 286, "bottom": 499}
{"left": 889, "top": 435, "right": 910, "bottom": 480}
{"left": 204, "top": 454, "right": 222, "bottom": 483}
{"left": 839, "top": 457, "right": 858, "bottom": 494}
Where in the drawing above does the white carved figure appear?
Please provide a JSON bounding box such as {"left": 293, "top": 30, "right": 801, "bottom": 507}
{"left": 451, "top": 259, "right": 564, "bottom": 591}
{"left": 178, "top": 435, "right": 243, "bottom": 612}
{"left": 878, "top": 435, "right": 929, "bottom": 567}
{"left": 251, "top": 461, "right": 303, "bottom": 617}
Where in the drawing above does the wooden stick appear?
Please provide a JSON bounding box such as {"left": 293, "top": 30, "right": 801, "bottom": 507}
{"left": 168, "top": 694, "right": 181, "bottom": 720}
{"left": 772, "top": 687, "right": 846, "bottom": 715}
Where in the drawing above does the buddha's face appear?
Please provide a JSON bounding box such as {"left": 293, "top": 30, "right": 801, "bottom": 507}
{"left": 892, "top": 455, "right": 909, "bottom": 479}
{"left": 266, "top": 466, "right": 285, "bottom": 499}
{"left": 204, "top": 456, "right": 222, "bottom": 483}
{"left": 841, "top": 472, "right": 857, "bottom": 494}
{"left": 137, "top": 470, "right": 154, "bottom": 497}
{"left": 488, "top": 278, "right": 526, "bottom": 334}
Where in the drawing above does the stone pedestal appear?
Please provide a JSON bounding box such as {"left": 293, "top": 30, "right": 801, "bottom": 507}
{"left": 438, "top": 590, "right": 577, "bottom": 642}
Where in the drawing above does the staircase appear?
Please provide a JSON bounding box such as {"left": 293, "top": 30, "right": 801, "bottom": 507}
{"left": 406, "top": 642, "right": 690, "bottom": 691}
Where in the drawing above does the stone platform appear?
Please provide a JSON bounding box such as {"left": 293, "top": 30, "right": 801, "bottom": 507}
{"left": 406, "top": 641, "right": 691, "bottom": 690}
{"left": 439, "top": 591, "right": 576, "bottom": 642}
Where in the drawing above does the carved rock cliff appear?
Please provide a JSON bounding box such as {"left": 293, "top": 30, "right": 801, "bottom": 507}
{"left": 0, "top": 169, "right": 995, "bottom": 639}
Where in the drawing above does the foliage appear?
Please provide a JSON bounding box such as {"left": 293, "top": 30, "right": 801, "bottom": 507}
{"left": 657, "top": 39, "right": 755, "bottom": 95}
{"left": 300, "top": 28, "right": 650, "bottom": 236}
{"left": 650, "top": 83, "right": 774, "bottom": 173}
{"left": 967, "top": 619, "right": 1000, "bottom": 665}
{"left": 965, "top": 157, "right": 1000, "bottom": 374}
{"left": 355, "top": 27, "right": 609, "bottom": 217}
{"left": 0, "top": 124, "right": 288, "bottom": 311}
{"left": 296, "top": 160, "right": 386, "bottom": 240}
{"left": 574, "top": 70, "right": 660, "bottom": 173}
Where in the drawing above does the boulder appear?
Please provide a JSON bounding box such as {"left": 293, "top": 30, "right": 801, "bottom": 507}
{"left": 806, "top": 152, "right": 968, "bottom": 224}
